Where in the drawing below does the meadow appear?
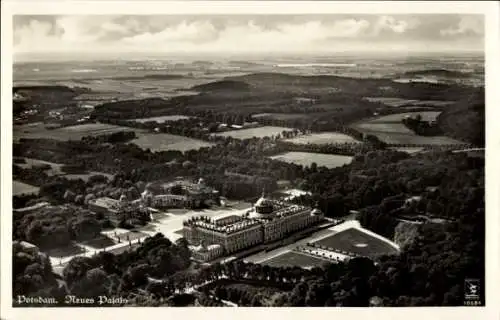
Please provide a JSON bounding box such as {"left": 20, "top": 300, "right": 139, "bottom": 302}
{"left": 14, "top": 122, "right": 140, "bottom": 141}
{"left": 261, "top": 250, "right": 329, "bottom": 269}
{"left": 13, "top": 181, "right": 40, "bottom": 196}
{"left": 16, "top": 158, "right": 64, "bottom": 176}
{"left": 212, "top": 126, "right": 294, "bottom": 139}
{"left": 131, "top": 133, "right": 214, "bottom": 152}
{"left": 62, "top": 171, "right": 114, "bottom": 182}
{"left": 312, "top": 228, "right": 399, "bottom": 258}
{"left": 389, "top": 147, "right": 425, "bottom": 154}
{"left": 270, "top": 152, "right": 353, "bottom": 169}
{"left": 284, "top": 132, "right": 361, "bottom": 145}
{"left": 368, "top": 111, "right": 442, "bottom": 122}
{"left": 251, "top": 113, "right": 309, "bottom": 121}
{"left": 352, "top": 112, "right": 466, "bottom": 145}
{"left": 363, "top": 97, "right": 455, "bottom": 108}
{"left": 130, "top": 115, "right": 191, "bottom": 123}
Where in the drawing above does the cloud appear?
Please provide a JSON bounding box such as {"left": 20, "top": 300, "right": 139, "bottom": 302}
{"left": 440, "top": 16, "right": 484, "bottom": 36}
{"left": 13, "top": 14, "right": 484, "bottom": 56}
{"left": 373, "top": 16, "right": 420, "bottom": 35}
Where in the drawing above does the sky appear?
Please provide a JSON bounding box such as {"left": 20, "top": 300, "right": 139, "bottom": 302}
{"left": 13, "top": 14, "right": 484, "bottom": 60}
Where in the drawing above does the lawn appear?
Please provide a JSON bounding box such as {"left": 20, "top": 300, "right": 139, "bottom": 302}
{"left": 270, "top": 152, "right": 353, "bottom": 169}
{"left": 261, "top": 251, "right": 329, "bottom": 269}
{"left": 312, "top": 228, "right": 399, "bottom": 258}
{"left": 14, "top": 122, "right": 140, "bottom": 141}
{"left": 130, "top": 115, "right": 191, "bottom": 123}
{"left": 284, "top": 132, "right": 361, "bottom": 145}
{"left": 131, "top": 133, "right": 214, "bottom": 152}
{"left": 212, "top": 126, "right": 294, "bottom": 139}
{"left": 13, "top": 181, "right": 40, "bottom": 196}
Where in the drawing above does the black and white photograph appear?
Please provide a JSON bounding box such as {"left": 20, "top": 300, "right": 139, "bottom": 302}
{"left": 1, "top": 1, "right": 499, "bottom": 319}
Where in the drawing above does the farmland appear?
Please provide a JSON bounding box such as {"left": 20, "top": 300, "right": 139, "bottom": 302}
{"left": 261, "top": 250, "right": 329, "bottom": 269}
{"left": 13, "top": 181, "right": 40, "bottom": 196}
{"left": 130, "top": 115, "right": 191, "bottom": 123}
{"left": 270, "top": 152, "right": 353, "bottom": 169}
{"left": 352, "top": 112, "right": 466, "bottom": 145}
{"left": 251, "top": 113, "right": 308, "bottom": 121}
{"left": 212, "top": 126, "right": 294, "bottom": 139}
{"left": 284, "top": 132, "right": 361, "bottom": 145}
{"left": 14, "top": 122, "right": 140, "bottom": 141}
{"left": 15, "top": 158, "right": 64, "bottom": 176}
{"left": 131, "top": 133, "right": 214, "bottom": 152}
{"left": 62, "top": 171, "right": 114, "bottom": 182}
{"left": 368, "top": 111, "right": 442, "bottom": 122}
{"left": 363, "top": 97, "right": 455, "bottom": 108}
{"left": 389, "top": 147, "right": 425, "bottom": 154}
{"left": 312, "top": 228, "right": 399, "bottom": 258}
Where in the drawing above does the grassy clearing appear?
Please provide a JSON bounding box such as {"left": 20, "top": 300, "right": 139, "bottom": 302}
{"left": 313, "top": 228, "right": 399, "bottom": 258}
{"left": 14, "top": 122, "right": 140, "bottom": 141}
{"left": 251, "top": 113, "right": 309, "bottom": 121}
{"left": 284, "top": 132, "right": 361, "bottom": 145}
{"left": 368, "top": 112, "right": 442, "bottom": 123}
{"left": 13, "top": 181, "right": 40, "bottom": 195}
{"left": 130, "top": 115, "right": 191, "bottom": 123}
{"left": 261, "top": 251, "right": 329, "bottom": 269}
{"left": 16, "top": 158, "right": 65, "bottom": 176}
{"left": 212, "top": 126, "right": 294, "bottom": 139}
{"left": 363, "top": 97, "right": 454, "bottom": 107}
{"left": 131, "top": 133, "right": 214, "bottom": 152}
{"left": 352, "top": 112, "right": 466, "bottom": 145}
{"left": 62, "top": 171, "right": 114, "bottom": 182}
{"left": 270, "top": 152, "right": 353, "bottom": 169}
{"left": 389, "top": 147, "right": 425, "bottom": 154}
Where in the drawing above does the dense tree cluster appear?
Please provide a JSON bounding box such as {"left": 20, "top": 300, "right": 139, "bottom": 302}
{"left": 13, "top": 242, "right": 59, "bottom": 300}
{"left": 402, "top": 114, "right": 443, "bottom": 136}
{"left": 13, "top": 205, "right": 105, "bottom": 249}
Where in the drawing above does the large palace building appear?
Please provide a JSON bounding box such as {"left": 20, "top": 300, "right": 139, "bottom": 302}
{"left": 182, "top": 192, "right": 324, "bottom": 261}
{"left": 141, "top": 178, "right": 219, "bottom": 209}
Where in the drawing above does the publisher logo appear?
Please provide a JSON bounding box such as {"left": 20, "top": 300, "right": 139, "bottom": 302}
{"left": 464, "top": 278, "right": 481, "bottom": 306}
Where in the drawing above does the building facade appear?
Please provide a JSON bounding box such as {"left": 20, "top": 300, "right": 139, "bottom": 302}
{"left": 141, "top": 178, "right": 219, "bottom": 209}
{"left": 182, "top": 193, "right": 324, "bottom": 260}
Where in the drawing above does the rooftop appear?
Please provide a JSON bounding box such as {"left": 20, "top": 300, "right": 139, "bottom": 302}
{"left": 89, "top": 197, "right": 119, "bottom": 209}
{"left": 185, "top": 216, "right": 261, "bottom": 234}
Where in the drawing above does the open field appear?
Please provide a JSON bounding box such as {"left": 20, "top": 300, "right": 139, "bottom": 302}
{"left": 352, "top": 113, "right": 466, "bottom": 145}
{"left": 363, "top": 97, "right": 455, "bottom": 108}
{"left": 15, "top": 158, "right": 65, "bottom": 176}
{"left": 390, "top": 147, "right": 425, "bottom": 154}
{"left": 270, "top": 152, "right": 353, "bottom": 168}
{"left": 284, "top": 132, "right": 361, "bottom": 145}
{"left": 131, "top": 133, "right": 214, "bottom": 152}
{"left": 62, "top": 171, "right": 114, "bottom": 182}
{"left": 261, "top": 250, "right": 330, "bottom": 269}
{"left": 251, "top": 113, "right": 308, "bottom": 121}
{"left": 14, "top": 122, "right": 141, "bottom": 141}
{"left": 13, "top": 181, "right": 40, "bottom": 195}
{"left": 212, "top": 126, "right": 294, "bottom": 139}
{"left": 130, "top": 115, "right": 191, "bottom": 123}
{"left": 312, "top": 227, "right": 399, "bottom": 258}
{"left": 368, "top": 111, "right": 442, "bottom": 122}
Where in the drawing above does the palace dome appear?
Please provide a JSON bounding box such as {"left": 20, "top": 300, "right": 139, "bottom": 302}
{"left": 255, "top": 196, "right": 273, "bottom": 208}
{"left": 252, "top": 192, "right": 275, "bottom": 217}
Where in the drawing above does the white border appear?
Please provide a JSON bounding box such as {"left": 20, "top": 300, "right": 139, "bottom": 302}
{"left": 1, "top": 2, "right": 499, "bottom": 320}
